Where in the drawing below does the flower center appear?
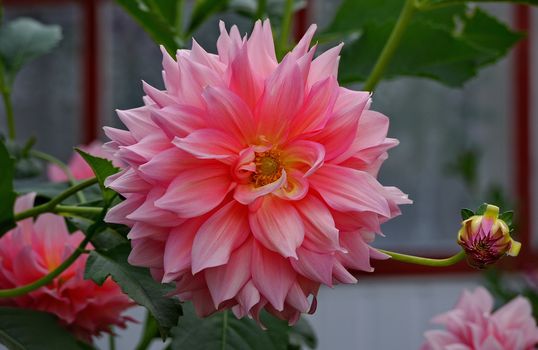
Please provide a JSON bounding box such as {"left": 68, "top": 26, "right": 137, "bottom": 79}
{"left": 251, "top": 150, "right": 282, "bottom": 187}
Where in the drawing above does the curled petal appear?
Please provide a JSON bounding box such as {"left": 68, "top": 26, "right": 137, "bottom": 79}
{"left": 234, "top": 170, "right": 287, "bottom": 205}
{"left": 283, "top": 140, "right": 325, "bottom": 177}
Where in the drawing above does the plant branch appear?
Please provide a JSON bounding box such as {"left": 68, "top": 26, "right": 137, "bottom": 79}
{"left": 363, "top": 0, "right": 416, "bottom": 91}
{"left": 30, "top": 149, "right": 86, "bottom": 203}
{"left": 14, "top": 177, "right": 98, "bottom": 222}
{"left": 54, "top": 205, "right": 103, "bottom": 217}
{"left": 378, "top": 249, "right": 466, "bottom": 267}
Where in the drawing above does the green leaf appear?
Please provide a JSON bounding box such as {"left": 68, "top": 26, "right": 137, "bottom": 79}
{"left": 170, "top": 303, "right": 289, "bottom": 350}
{"left": 76, "top": 149, "right": 119, "bottom": 204}
{"left": 322, "top": 1, "right": 521, "bottom": 87}
{"left": 0, "top": 139, "right": 16, "bottom": 237}
{"left": 0, "top": 307, "right": 82, "bottom": 350}
{"left": 187, "top": 0, "right": 230, "bottom": 35}
{"left": 84, "top": 244, "right": 181, "bottom": 338}
{"left": 499, "top": 210, "right": 514, "bottom": 227}
{"left": 476, "top": 203, "right": 488, "bottom": 215}
{"left": 68, "top": 217, "right": 128, "bottom": 251}
{"left": 115, "top": 0, "right": 184, "bottom": 53}
{"left": 0, "top": 18, "right": 62, "bottom": 86}
{"left": 289, "top": 317, "right": 317, "bottom": 349}
{"left": 460, "top": 208, "right": 474, "bottom": 220}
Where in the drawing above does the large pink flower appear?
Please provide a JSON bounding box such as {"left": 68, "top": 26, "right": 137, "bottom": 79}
{"left": 48, "top": 140, "right": 119, "bottom": 182}
{"left": 104, "top": 20, "right": 410, "bottom": 323}
{"left": 0, "top": 194, "right": 134, "bottom": 342}
{"left": 421, "top": 287, "right": 538, "bottom": 350}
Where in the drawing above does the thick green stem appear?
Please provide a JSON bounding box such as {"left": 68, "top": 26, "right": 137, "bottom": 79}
{"left": 54, "top": 205, "right": 103, "bottom": 217}
{"left": 14, "top": 177, "right": 98, "bottom": 222}
{"left": 0, "top": 237, "right": 90, "bottom": 298}
{"left": 363, "top": 0, "right": 416, "bottom": 91}
{"left": 277, "top": 0, "right": 294, "bottom": 58}
{"left": 135, "top": 312, "right": 159, "bottom": 350}
{"left": 30, "top": 149, "right": 86, "bottom": 203}
{"left": 109, "top": 333, "right": 116, "bottom": 350}
{"left": 378, "top": 249, "right": 466, "bottom": 267}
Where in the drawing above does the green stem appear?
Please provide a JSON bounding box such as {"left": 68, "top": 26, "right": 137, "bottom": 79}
{"left": 109, "top": 333, "right": 116, "bottom": 350}
{"left": 54, "top": 205, "right": 103, "bottom": 217}
{"left": 135, "top": 312, "right": 159, "bottom": 350}
{"left": 378, "top": 249, "right": 466, "bottom": 267}
{"left": 0, "top": 237, "right": 90, "bottom": 298}
{"left": 277, "top": 0, "right": 294, "bottom": 58}
{"left": 2, "top": 90, "right": 15, "bottom": 140}
{"left": 14, "top": 177, "right": 98, "bottom": 222}
{"left": 30, "top": 149, "right": 86, "bottom": 203}
{"left": 362, "top": 0, "right": 416, "bottom": 91}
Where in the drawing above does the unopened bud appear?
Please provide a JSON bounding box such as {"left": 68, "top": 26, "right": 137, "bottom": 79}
{"left": 457, "top": 204, "right": 521, "bottom": 269}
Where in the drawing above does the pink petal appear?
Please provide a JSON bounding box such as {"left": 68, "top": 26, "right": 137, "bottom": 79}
{"left": 172, "top": 129, "right": 241, "bottom": 161}
{"left": 34, "top": 213, "right": 70, "bottom": 268}
{"left": 338, "top": 231, "right": 374, "bottom": 272}
{"left": 234, "top": 170, "right": 287, "bottom": 205}
{"left": 283, "top": 140, "right": 325, "bottom": 177}
{"left": 289, "top": 76, "right": 337, "bottom": 138}
{"left": 251, "top": 241, "right": 295, "bottom": 311}
{"left": 105, "top": 194, "right": 145, "bottom": 226}
{"left": 202, "top": 86, "right": 256, "bottom": 143}
{"left": 14, "top": 193, "right": 37, "bottom": 234}
{"left": 155, "top": 162, "right": 233, "bottom": 218}
{"left": 205, "top": 239, "right": 253, "bottom": 307}
{"left": 227, "top": 47, "right": 263, "bottom": 112}
{"left": 234, "top": 280, "right": 261, "bottom": 318}
{"left": 128, "top": 238, "right": 164, "bottom": 268}
{"left": 116, "top": 106, "right": 159, "bottom": 141}
{"left": 126, "top": 189, "right": 182, "bottom": 227}
{"left": 309, "top": 164, "right": 390, "bottom": 216}
{"left": 290, "top": 247, "right": 334, "bottom": 286}
{"left": 285, "top": 281, "right": 310, "bottom": 313}
{"left": 290, "top": 24, "right": 317, "bottom": 59}
{"left": 294, "top": 195, "right": 341, "bottom": 253}
{"left": 191, "top": 201, "right": 250, "bottom": 273}
{"left": 249, "top": 195, "right": 304, "bottom": 259}
{"left": 105, "top": 168, "right": 151, "bottom": 194}
{"left": 247, "top": 19, "right": 277, "bottom": 79}
{"left": 150, "top": 105, "right": 206, "bottom": 139}
{"left": 307, "top": 43, "right": 343, "bottom": 87}
{"left": 255, "top": 56, "right": 304, "bottom": 142}
{"left": 163, "top": 219, "right": 205, "bottom": 282}
{"left": 138, "top": 147, "right": 194, "bottom": 184}
{"left": 310, "top": 87, "right": 370, "bottom": 161}
{"left": 274, "top": 169, "right": 309, "bottom": 201}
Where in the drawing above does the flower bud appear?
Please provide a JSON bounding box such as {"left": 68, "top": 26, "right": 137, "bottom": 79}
{"left": 457, "top": 204, "right": 521, "bottom": 269}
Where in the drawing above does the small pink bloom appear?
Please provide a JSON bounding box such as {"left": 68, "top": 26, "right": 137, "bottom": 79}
{"left": 458, "top": 204, "right": 520, "bottom": 269}
{"left": 0, "top": 194, "right": 134, "bottom": 343}
{"left": 104, "top": 20, "right": 410, "bottom": 323}
{"left": 48, "top": 140, "right": 118, "bottom": 182}
{"left": 421, "top": 287, "right": 538, "bottom": 350}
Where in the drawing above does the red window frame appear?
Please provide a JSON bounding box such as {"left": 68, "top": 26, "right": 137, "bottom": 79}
{"left": 6, "top": 0, "right": 534, "bottom": 276}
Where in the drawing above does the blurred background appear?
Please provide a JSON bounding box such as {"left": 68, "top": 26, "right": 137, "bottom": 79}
{"left": 1, "top": 0, "right": 536, "bottom": 348}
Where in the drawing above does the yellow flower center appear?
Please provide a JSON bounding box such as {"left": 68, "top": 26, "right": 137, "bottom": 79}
{"left": 251, "top": 150, "right": 282, "bottom": 187}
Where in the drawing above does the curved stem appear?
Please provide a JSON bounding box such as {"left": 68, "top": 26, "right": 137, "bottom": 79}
{"left": 0, "top": 237, "right": 90, "bottom": 298}
{"left": 362, "top": 0, "right": 416, "bottom": 91}
{"left": 378, "top": 249, "right": 466, "bottom": 267}
{"left": 277, "top": 0, "right": 294, "bottom": 58}
{"left": 54, "top": 205, "right": 103, "bottom": 217}
{"left": 135, "top": 312, "right": 159, "bottom": 350}
{"left": 14, "top": 177, "right": 98, "bottom": 222}
{"left": 30, "top": 149, "right": 86, "bottom": 203}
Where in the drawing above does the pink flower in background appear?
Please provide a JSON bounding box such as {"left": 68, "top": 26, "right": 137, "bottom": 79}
{"left": 48, "top": 140, "right": 117, "bottom": 182}
{"left": 104, "top": 20, "right": 410, "bottom": 323}
{"left": 421, "top": 287, "right": 538, "bottom": 350}
{"left": 0, "top": 193, "right": 134, "bottom": 342}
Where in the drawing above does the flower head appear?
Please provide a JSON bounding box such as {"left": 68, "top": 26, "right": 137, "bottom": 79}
{"left": 458, "top": 204, "right": 520, "bottom": 269}
{"left": 104, "top": 20, "right": 410, "bottom": 323}
{"left": 0, "top": 194, "right": 134, "bottom": 342}
{"left": 48, "top": 140, "right": 119, "bottom": 182}
{"left": 421, "top": 287, "right": 538, "bottom": 350}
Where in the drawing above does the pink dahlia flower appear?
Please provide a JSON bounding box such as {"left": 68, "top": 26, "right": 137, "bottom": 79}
{"left": 0, "top": 193, "right": 134, "bottom": 342}
{"left": 421, "top": 287, "right": 538, "bottom": 350}
{"left": 48, "top": 140, "right": 118, "bottom": 182}
{"left": 104, "top": 20, "right": 410, "bottom": 323}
